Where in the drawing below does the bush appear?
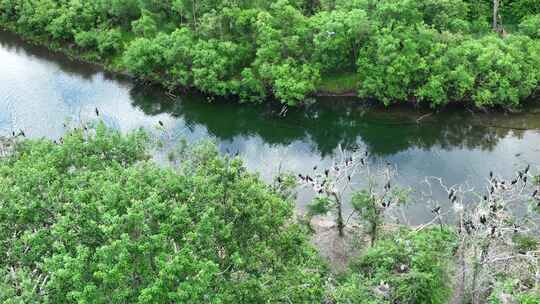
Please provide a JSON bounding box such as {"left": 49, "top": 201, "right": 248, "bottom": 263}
{"left": 97, "top": 28, "right": 123, "bottom": 56}
{"left": 519, "top": 14, "right": 540, "bottom": 39}
{"left": 74, "top": 30, "right": 99, "bottom": 50}
{"left": 332, "top": 228, "right": 458, "bottom": 303}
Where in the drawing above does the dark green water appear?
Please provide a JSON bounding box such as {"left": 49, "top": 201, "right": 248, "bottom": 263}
{"left": 1, "top": 30, "right": 539, "bottom": 223}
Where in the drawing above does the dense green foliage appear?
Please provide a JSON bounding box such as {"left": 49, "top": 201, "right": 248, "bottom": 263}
{"left": 331, "top": 228, "right": 458, "bottom": 303}
{"left": 0, "top": 126, "right": 327, "bottom": 303}
{"left": 1, "top": 0, "right": 540, "bottom": 107}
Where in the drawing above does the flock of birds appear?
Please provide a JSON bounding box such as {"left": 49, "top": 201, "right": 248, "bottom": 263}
{"left": 431, "top": 165, "right": 540, "bottom": 236}
{"left": 293, "top": 150, "right": 399, "bottom": 208}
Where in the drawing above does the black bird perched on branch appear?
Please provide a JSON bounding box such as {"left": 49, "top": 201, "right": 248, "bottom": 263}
{"left": 313, "top": 165, "right": 317, "bottom": 171}
{"left": 324, "top": 169, "right": 329, "bottom": 177}
{"left": 19, "top": 130, "right": 26, "bottom": 137}
{"left": 489, "top": 171, "right": 493, "bottom": 179}
{"left": 360, "top": 158, "right": 365, "bottom": 166}
{"left": 448, "top": 189, "right": 455, "bottom": 200}
{"left": 348, "top": 175, "right": 351, "bottom": 182}
{"left": 431, "top": 206, "right": 441, "bottom": 214}
{"left": 158, "top": 120, "right": 164, "bottom": 127}
{"left": 511, "top": 179, "right": 518, "bottom": 185}
{"left": 533, "top": 189, "right": 538, "bottom": 198}
{"left": 480, "top": 215, "right": 487, "bottom": 225}
{"left": 525, "top": 164, "right": 530, "bottom": 174}
{"left": 483, "top": 195, "right": 488, "bottom": 201}
{"left": 452, "top": 196, "right": 457, "bottom": 203}
{"left": 95, "top": 107, "right": 100, "bottom": 116}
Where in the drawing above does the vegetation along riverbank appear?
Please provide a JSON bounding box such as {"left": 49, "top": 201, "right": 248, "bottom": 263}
{"left": 1, "top": 125, "right": 539, "bottom": 303}
{"left": 1, "top": 0, "right": 540, "bottom": 108}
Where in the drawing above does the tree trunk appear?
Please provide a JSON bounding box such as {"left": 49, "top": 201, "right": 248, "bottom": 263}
{"left": 492, "top": 0, "right": 500, "bottom": 32}
{"left": 333, "top": 193, "right": 344, "bottom": 237}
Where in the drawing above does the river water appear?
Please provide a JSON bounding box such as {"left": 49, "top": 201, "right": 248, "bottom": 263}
{"left": 1, "top": 30, "right": 539, "bottom": 224}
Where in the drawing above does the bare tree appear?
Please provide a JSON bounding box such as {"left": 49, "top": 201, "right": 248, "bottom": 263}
{"left": 424, "top": 166, "right": 540, "bottom": 303}
{"left": 298, "top": 145, "right": 409, "bottom": 242}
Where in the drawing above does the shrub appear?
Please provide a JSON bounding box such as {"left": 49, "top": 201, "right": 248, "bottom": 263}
{"left": 332, "top": 228, "right": 458, "bottom": 303}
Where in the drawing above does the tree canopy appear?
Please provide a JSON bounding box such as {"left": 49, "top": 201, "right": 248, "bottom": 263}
{"left": 0, "top": 125, "right": 326, "bottom": 303}
{"left": 1, "top": 0, "right": 540, "bottom": 107}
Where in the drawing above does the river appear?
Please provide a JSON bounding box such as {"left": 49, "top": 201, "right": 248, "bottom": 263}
{"left": 1, "top": 30, "right": 539, "bottom": 224}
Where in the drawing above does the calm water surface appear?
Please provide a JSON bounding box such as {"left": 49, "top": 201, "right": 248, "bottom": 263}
{"left": 1, "top": 30, "right": 540, "bottom": 224}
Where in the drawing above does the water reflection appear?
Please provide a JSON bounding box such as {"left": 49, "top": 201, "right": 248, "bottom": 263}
{"left": 1, "top": 29, "right": 540, "bottom": 224}
{"left": 130, "top": 87, "right": 535, "bottom": 157}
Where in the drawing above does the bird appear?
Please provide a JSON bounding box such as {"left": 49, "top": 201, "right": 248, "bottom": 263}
{"left": 313, "top": 165, "right": 317, "bottom": 171}
{"left": 158, "top": 120, "right": 164, "bottom": 127}
{"left": 298, "top": 174, "right": 304, "bottom": 180}
{"left": 525, "top": 165, "right": 530, "bottom": 174}
{"left": 533, "top": 190, "right": 538, "bottom": 198}
{"left": 489, "top": 171, "right": 493, "bottom": 179}
{"left": 523, "top": 176, "right": 528, "bottom": 184}
{"left": 347, "top": 175, "right": 351, "bottom": 182}
{"left": 448, "top": 189, "right": 455, "bottom": 200}
{"left": 431, "top": 206, "right": 441, "bottom": 214}
{"left": 324, "top": 169, "right": 329, "bottom": 177}
{"left": 490, "top": 186, "right": 494, "bottom": 194}
{"left": 480, "top": 215, "right": 487, "bottom": 225}
{"left": 385, "top": 181, "right": 391, "bottom": 190}
{"left": 452, "top": 196, "right": 457, "bottom": 203}
{"left": 483, "top": 195, "right": 488, "bottom": 201}
{"left": 360, "top": 158, "right": 365, "bottom": 166}
{"left": 19, "top": 130, "right": 26, "bottom": 137}
{"left": 511, "top": 179, "right": 518, "bottom": 185}
{"left": 95, "top": 107, "right": 100, "bottom": 116}
{"left": 11, "top": 131, "right": 15, "bottom": 137}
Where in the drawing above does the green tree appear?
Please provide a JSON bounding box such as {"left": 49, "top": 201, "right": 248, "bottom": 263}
{"left": 0, "top": 125, "right": 326, "bottom": 303}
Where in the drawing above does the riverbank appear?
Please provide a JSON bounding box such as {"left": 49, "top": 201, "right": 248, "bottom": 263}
{"left": 0, "top": 26, "right": 362, "bottom": 100}
{"left": 2, "top": 0, "right": 539, "bottom": 108}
